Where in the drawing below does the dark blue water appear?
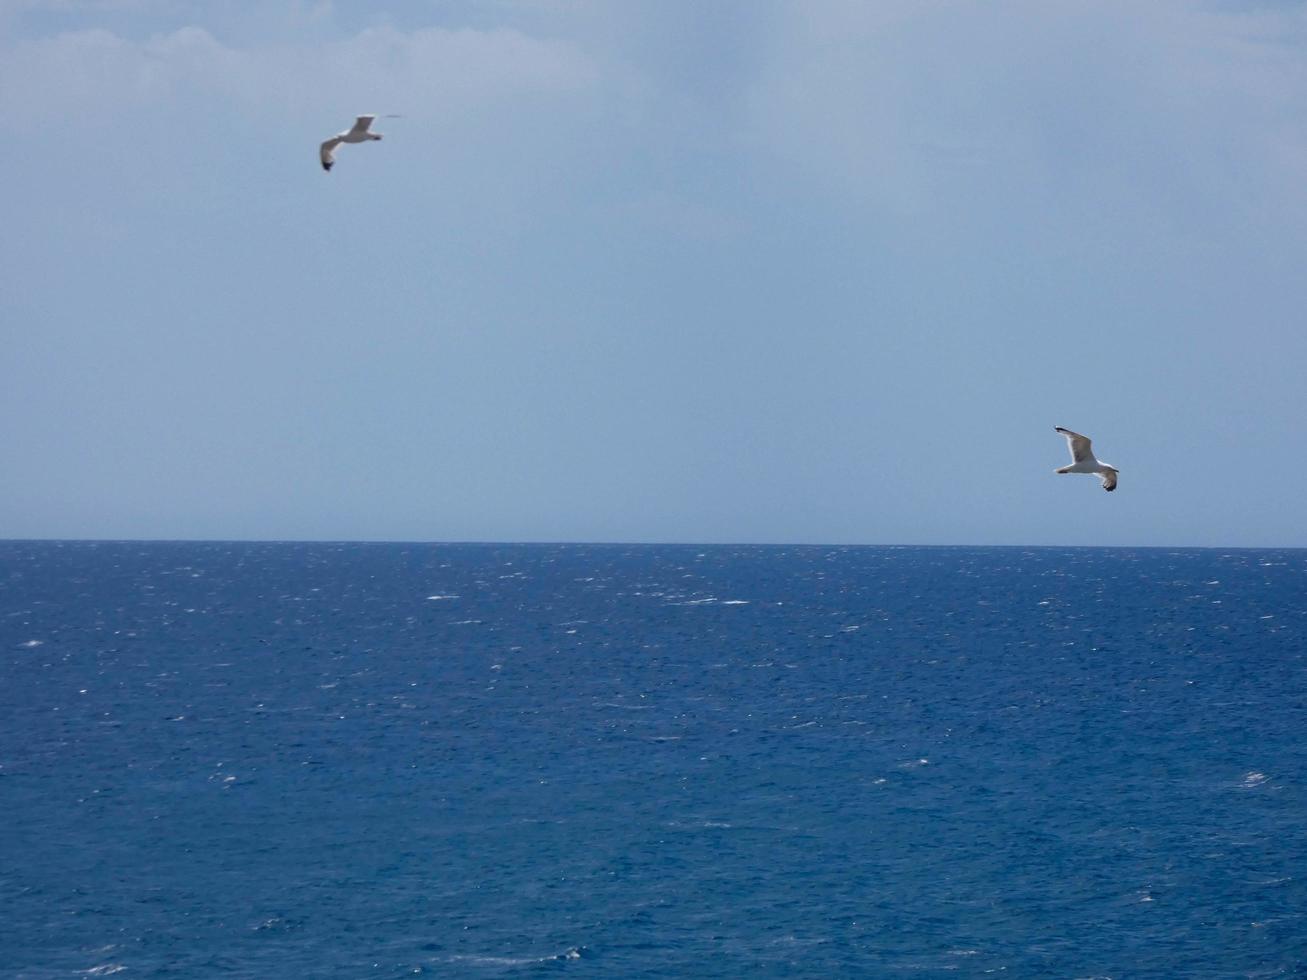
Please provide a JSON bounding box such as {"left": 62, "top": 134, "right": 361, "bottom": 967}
{"left": 2, "top": 542, "right": 1305, "bottom": 978}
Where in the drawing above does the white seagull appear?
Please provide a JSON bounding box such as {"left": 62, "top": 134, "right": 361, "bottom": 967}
{"left": 1054, "top": 426, "right": 1119, "bottom": 492}
{"left": 320, "top": 115, "right": 383, "bottom": 172}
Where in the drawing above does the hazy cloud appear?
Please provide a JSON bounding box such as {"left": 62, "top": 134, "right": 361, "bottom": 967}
{"left": 4, "top": 1, "right": 1307, "bottom": 544}
{"left": 747, "top": 1, "right": 1307, "bottom": 231}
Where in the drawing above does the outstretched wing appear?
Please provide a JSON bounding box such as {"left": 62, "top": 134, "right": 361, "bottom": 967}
{"left": 1100, "top": 469, "right": 1118, "bottom": 492}
{"left": 319, "top": 136, "right": 343, "bottom": 171}
{"left": 1055, "top": 426, "right": 1093, "bottom": 464}
{"left": 348, "top": 115, "right": 376, "bottom": 135}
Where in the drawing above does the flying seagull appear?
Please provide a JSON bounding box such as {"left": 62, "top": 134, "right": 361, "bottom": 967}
{"left": 320, "top": 115, "right": 383, "bottom": 172}
{"left": 1054, "top": 427, "right": 1118, "bottom": 491}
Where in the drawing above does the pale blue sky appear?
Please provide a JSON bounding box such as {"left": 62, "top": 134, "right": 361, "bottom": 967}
{"left": 3, "top": 0, "right": 1305, "bottom": 546}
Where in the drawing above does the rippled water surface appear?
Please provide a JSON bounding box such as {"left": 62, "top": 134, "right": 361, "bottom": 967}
{"left": 3, "top": 542, "right": 1306, "bottom": 977}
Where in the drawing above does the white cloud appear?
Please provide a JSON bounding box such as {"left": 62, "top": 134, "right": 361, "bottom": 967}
{"left": 0, "top": 18, "right": 597, "bottom": 124}
{"left": 0, "top": 0, "right": 167, "bottom": 10}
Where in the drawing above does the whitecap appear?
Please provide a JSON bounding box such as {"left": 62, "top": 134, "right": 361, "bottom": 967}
{"left": 446, "top": 947, "right": 585, "bottom": 968}
{"left": 1241, "top": 771, "right": 1269, "bottom": 787}
{"left": 425, "top": 595, "right": 461, "bottom": 601}
{"left": 447, "top": 954, "right": 540, "bottom": 967}
{"left": 19, "top": 639, "right": 43, "bottom": 648}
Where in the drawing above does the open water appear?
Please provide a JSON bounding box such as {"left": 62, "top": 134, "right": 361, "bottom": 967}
{"left": 2, "top": 541, "right": 1305, "bottom": 977}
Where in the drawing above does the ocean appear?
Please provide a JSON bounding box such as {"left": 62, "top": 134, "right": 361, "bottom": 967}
{"left": 2, "top": 541, "right": 1304, "bottom": 977}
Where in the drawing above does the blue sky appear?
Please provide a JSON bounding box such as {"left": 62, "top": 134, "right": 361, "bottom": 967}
{"left": 3, "top": 0, "right": 1306, "bottom": 546}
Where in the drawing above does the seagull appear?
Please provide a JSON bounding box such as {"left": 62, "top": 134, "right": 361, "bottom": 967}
{"left": 320, "top": 115, "right": 383, "bottom": 172}
{"left": 1054, "top": 427, "right": 1119, "bottom": 491}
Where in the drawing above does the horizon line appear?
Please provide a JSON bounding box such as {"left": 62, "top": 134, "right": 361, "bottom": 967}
{"left": 1, "top": 537, "right": 1303, "bottom": 552}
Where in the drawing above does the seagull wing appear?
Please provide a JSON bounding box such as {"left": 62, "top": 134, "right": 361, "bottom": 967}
{"left": 1100, "top": 469, "right": 1118, "bottom": 492}
{"left": 347, "top": 115, "right": 376, "bottom": 136}
{"left": 1055, "top": 426, "right": 1094, "bottom": 464}
{"left": 319, "top": 136, "right": 344, "bottom": 171}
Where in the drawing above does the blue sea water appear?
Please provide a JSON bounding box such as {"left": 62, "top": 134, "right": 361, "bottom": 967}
{"left": 2, "top": 542, "right": 1305, "bottom": 978}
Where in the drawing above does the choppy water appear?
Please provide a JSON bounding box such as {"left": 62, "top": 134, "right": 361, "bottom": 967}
{"left": 2, "top": 542, "right": 1305, "bottom": 977}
